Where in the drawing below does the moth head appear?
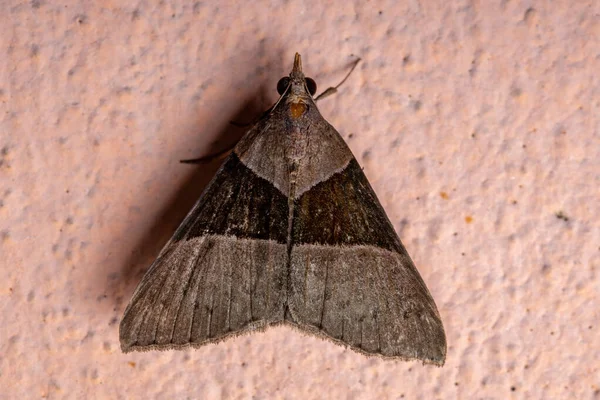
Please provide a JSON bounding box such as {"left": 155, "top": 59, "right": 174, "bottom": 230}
{"left": 276, "top": 53, "right": 317, "bottom": 98}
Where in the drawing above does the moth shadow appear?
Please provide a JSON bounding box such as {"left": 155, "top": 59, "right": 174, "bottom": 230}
{"left": 112, "top": 91, "right": 271, "bottom": 307}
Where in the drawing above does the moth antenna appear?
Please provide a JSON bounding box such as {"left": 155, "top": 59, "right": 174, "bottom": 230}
{"left": 314, "top": 57, "right": 361, "bottom": 102}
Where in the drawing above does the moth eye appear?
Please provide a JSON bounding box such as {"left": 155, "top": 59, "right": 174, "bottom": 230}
{"left": 277, "top": 77, "right": 290, "bottom": 95}
{"left": 305, "top": 77, "right": 317, "bottom": 95}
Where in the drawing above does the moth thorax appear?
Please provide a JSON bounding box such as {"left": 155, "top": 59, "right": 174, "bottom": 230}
{"left": 286, "top": 83, "right": 311, "bottom": 119}
{"left": 288, "top": 125, "right": 310, "bottom": 162}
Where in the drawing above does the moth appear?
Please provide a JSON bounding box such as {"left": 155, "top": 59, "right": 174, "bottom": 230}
{"left": 120, "top": 54, "right": 446, "bottom": 365}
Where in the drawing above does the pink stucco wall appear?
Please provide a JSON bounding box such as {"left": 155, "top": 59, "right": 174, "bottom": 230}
{"left": 1, "top": 1, "right": 598, "bottom": 398}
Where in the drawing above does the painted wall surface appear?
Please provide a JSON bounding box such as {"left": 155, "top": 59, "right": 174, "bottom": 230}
{"left": 1, "top": 1, "right": 598, "bottom": 399}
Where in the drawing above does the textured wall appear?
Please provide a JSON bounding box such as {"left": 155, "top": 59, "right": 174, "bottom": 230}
{"left": 1, "top": 1, "right": 598, "bottom": 399}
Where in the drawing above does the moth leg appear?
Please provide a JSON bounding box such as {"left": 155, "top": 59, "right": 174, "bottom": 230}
{"left": 314, "top": 58, "right": 361, "bottom": 102}
{"left": 229, "top": 120, "right": 253, "bottom": 128}
{"left": 180, "top": 146, "right": 233, "bottom": 164}
{"left": 181, "top": 103, "right": 277, "bottom": 164}
{"left": 230, "top": 102, "right": 278, "bottom": 128}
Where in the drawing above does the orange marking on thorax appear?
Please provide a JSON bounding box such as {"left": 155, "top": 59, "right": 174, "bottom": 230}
{"left": 290, "top": 102, "right": 307, "bottom": 119}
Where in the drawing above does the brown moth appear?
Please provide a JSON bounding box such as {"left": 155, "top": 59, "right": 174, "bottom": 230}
{"left": 120, "top": 54, "right": 446, "bottom": 365}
